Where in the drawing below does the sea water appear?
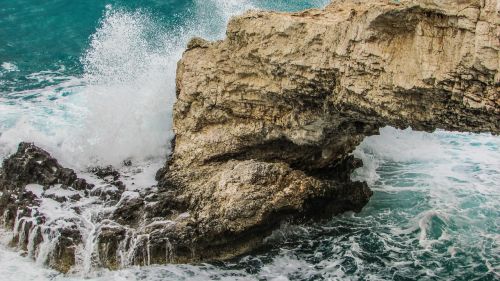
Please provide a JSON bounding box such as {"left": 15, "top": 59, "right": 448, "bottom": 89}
{"left": 0, "top": 1, "right": 498, "bottom": 280}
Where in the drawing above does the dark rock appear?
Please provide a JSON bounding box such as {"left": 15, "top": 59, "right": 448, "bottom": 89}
{"left": 89, "top": 185, "right": 123, "bottom": 201}
{"left": 0, "top": 143, "right": 91, "bottom": 273}
{"left": 1, "top": 142, "right": 91, "bottom": 190}
{"left": 89, "top": 166, "right": 120, "bottom": 182}
{"left": 89, "top": 165, "right": 126, "bottom": 191}
{"left": 96, "top": 223, "right": 127, "bottom": 270}
{"left": 112, "top": 194, "right": 144, "bottom": 227}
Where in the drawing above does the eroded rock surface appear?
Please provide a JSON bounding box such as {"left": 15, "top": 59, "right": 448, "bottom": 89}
{"left": 160, "top": 0, "right": 499, "bottom": 262}
{"left": 0, "top": 0, "right": 499, "bottom": 273}
{"left": 0, "top": 143, "right": 92, "bottom": 272}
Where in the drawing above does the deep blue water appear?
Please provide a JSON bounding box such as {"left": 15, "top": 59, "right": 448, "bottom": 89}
{"left": 0, "top": 1, "right": 498, "bottom": 280}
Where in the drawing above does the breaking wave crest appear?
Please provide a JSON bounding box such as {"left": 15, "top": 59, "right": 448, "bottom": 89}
{"left": 0, "top": 1, "right": 498, "bottom": 280}
{"left": 0, "top": 0, "right": 255, "bottom": 169}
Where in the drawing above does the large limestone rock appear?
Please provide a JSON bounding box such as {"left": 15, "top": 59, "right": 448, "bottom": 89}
{"left": 1, "top": 0, "right": 499, "bottom": 272}
{"left": 160, "top": 0, "right": 499, "bottom": 261}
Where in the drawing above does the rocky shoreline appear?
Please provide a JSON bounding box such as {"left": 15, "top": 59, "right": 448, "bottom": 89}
{"left": 1, "top": 0, "right": 499, "bottom": 273}
{"left": 0, "top": 142, "right": 370, "bottom": 273}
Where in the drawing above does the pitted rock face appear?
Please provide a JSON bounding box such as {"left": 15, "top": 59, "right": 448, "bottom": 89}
{"left": 160, "top": 0, "right": 499, "bottom": 263}
{"left": 172, "top": 0, "right": 499, "bottom": 171}
{"left": 0, "top": 0, "right": 499, "bottom": 273}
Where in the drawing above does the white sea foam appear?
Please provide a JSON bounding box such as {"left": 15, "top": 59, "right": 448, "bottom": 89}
{"left": 44, "top": 185, "right": 79, "bottom": 198}
{"left": 0, "top": 127, "right": 498, "bottom": 281}
{"left": 0, "top": 0, "right": 255, "bottom": 169}
{"left": 25, "top": 184, "right": 44, "bottom": 197}
{"left": 1, "top": 62, "right": 19, "bottom": 72}
{"left": 0, "top": 1, "right": 499, "bottom": 280}
{"left": 3, "top": 130, "right": 498, "bottom": 280}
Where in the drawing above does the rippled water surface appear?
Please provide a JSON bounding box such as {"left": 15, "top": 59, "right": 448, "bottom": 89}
{"left": 0, "top": 1, "right": 498, "bottom": 280}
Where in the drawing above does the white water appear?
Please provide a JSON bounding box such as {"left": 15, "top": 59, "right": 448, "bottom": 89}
{"left": 0, "top": 0, "right": 498, "bottom": 280}
{"left": 0, "top": 127, "right": 498, "bottom": 280}
{"left": 0, "top": 0, "right": 257, "bottom": 169}
{"left": 1, "top": 62, "right": 19, "bottom": 72}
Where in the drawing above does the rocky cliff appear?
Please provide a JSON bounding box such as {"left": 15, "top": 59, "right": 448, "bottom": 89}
{"left": 1, "top": 0, "right": 499, "bottom": 273}
{"left": 159, "top": 0, "right": 499, "bottom": 263}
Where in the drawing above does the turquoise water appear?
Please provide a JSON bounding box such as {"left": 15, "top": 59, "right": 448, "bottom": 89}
{"left": 0, "top": 1, "right": 499, "bottom": 280}
{"left": 0, "top": 0, "right": 324, "bottom": 93}
{"left": 0, "top": 0, "right": 331, "bottom": 166}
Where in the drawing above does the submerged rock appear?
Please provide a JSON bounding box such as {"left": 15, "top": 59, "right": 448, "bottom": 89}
{"left": 0, "top": 0, "right": 499, "bottom": 273}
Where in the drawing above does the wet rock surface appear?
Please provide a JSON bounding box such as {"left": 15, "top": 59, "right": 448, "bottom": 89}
{"left": 1, "top": 0, "right": 499, "bottom": 273}
{"left": 0, "top": 143, "right": 92, "bottom": 272}
{"left": 1, "top": 142, "right": 89, "bottom": 191}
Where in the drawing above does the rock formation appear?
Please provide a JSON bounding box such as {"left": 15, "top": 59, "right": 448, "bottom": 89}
{"left": 0, "top": 0, "right": 499, "bottom": 273}
{"left": 0, "top": 143, "right": 93, "bottom": 272}
{"left": 160, "top": 0, "right": 499, "bottom": 263}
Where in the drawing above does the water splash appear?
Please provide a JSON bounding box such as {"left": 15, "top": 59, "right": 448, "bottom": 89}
{"left": 0, "top": 1, "right": 499, "bottom": 280}
{"left": 0, "top": 0, "right": 255, "bottom": 169}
